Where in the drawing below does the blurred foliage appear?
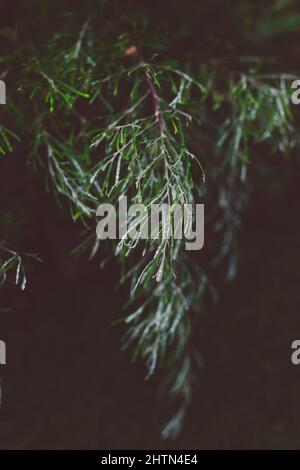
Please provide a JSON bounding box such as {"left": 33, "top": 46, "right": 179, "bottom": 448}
{"left": 1, "top": 0, "right": 300, "bottom": 437}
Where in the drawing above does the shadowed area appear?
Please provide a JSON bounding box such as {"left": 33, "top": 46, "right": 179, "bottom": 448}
{"left": 0, "top": 147, "right": 300, "bottom": 450}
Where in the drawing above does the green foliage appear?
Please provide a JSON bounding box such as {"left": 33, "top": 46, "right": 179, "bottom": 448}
{"left": 0, "top": 125, "right": 19, "bottom": 155}
{"left": 1, "top": 0, "right": 299, "bottom": 438}
{"left": 0, "top": 245, "right": 40, "bottom": 291}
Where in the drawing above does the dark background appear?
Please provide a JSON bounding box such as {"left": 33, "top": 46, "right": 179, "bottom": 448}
{"left": 0, "top": 0, "right": 300, "bottom": 450}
